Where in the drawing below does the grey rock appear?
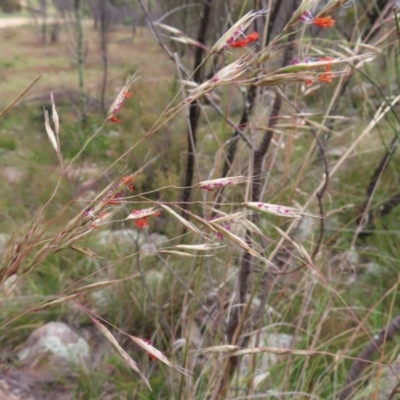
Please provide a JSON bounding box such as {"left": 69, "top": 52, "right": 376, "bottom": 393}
{"left": 237, "top": 332, "right": 299, "bottom": 391}
{"left": 18, "top": 322, "right": 90, "bottom": 382}
{"left": 95, "top": 229, "right": 168, "bottom": 256}
{"left": 96, "top": 228, "right": 146, "bottom": 248}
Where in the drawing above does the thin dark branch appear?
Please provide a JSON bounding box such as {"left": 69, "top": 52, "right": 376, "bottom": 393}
{"left": 356, "top": 189, "right": 400, "bottom": 240}
{"left": 232, "top": 0, "right": 298, "bottom": 332}
{"left": 223, "top": 1, "right": 300, "bottom": 393}
{"left": 340, "top": 314, "right": 400, "bottom": 400}
{"left": 312, "top": 132, "right": 329, "bottom": 258}
{"left": 224, "top": 78, "right": 285, "bottom": 349}
{"left": 356, "top": 135, "right": 398, "bottom": 239}
{"left": 365, "top": 139, "right": 398, "bottom": 201}
{"left": 363, "top": 0, "right": 396, "bottom": 42}
{"left": 380, "top": 192, "right": 400, "bottom": 217}
{"left": 252, "top": 93, "right": 282, "bottom": 202}
{"left": 250, "top": 33, "right": 300, "bottom": 329}
{"left": 137, "top": 0, "right": 252, "bottom": 151}
{"left": 181, "top": 0, "right": 213, "bottom": 212}
{"left": 213, "top": 1, "right": 283, "bottom": 210}
{"left": 226, "top": 247, "right": 252, "bottom": 344}
{"left": 222, "top": 85, "right": 257, "bottom": 179}
{"left": 266, "top": 0, "right": 284, "bottom": 44}
{"left": 251, "top": 29, "right": 296, "bottom": 202}
{"left": 388, "top": 381, "right": 400, "bottom": 400}
{"left": 73, "top": 0, "right": 87, "bottom": 125}
{"left": 210, "top": 86, "right": 257, "bottom": 216}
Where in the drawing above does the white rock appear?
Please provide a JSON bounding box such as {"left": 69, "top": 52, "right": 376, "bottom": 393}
{"left": 295, "top": 215, "right": 314, "bottom": 241}
{"left": 18, "top": 322, "right": 90, "bottom": 381}
{"left": 95, "top": 228, "right": 146, "bottom": 248}
{"left": 146, "top": 233, "right": 168, "bottom": 246}
{"left": 347, "top": 246, "right": 360, "bottom": 265}
{"left": 64, "top": 163, "right": 102, "bottom": 182}
{"left": 90, "top": 289, "right": 110, "bottom": 309}
{"left": 108, "top": 130, "right": 120, "bottom": 138}
{"left": 2, "top": 167, "right": 24, "bottom": 184}
{"left": 363, "top": 262, "right": 382, "bottom": 275}
{"left": 326, "top": 147, "right": 346, "bottom": 158}
{"left": 251, "top": 297, "right": 281, "bottom": 319}
{"left": 95, "top": 230, "right": 168, "bottom": 258}
{"left": 140, "top": 233, "right": 169, "bottom": 257}
{"left": 145, "top": 270, "right": 164, "bottom": 288}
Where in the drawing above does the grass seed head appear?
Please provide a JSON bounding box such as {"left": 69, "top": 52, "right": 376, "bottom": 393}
{"left": 130, "top": 335, "right": 191, "bottom": 376}
{"left": 244, "top": 202, "right": 303, "bottom": 219}
{"left": 125, "top": 207, "right": 160, "bottom": 220}
{"left": 210, "top": 8, "right": 267, "bottom": 54}
{"left": 50, "top": 92, "right": 60, "bottom": 135}
{"left": 196, "top": 176, "right": 246, "bottom": 191}
{"left": 92, "top": 320, "right": 151, "bottom": 390}
{"left": 44, "top": 108, "right": 59, "bottom": 153}
{"left": 107, "top": 74, "right": 138, "bottom": 122}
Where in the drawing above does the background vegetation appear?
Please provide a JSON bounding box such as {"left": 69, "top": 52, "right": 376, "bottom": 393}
{"left": 1, "top": 0, "right": 400, "bottom": 399}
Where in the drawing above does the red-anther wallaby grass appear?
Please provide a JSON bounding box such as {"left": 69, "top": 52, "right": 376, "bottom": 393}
{"left": 1, "top": 0, "right": 400, "bottom": 399}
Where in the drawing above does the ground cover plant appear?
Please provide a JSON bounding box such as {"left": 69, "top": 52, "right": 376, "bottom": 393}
{"left": 1, "top": 0, "right": 400, "bottom": 399}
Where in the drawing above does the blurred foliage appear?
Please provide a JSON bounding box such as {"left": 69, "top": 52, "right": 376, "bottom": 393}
{"left": 0, "top": 0, "right": 21, "bottom": 13}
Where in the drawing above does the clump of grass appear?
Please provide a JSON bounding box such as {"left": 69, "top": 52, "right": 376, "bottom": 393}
{"left": 2, "top": 1, "right": 400, "bottom": 398}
